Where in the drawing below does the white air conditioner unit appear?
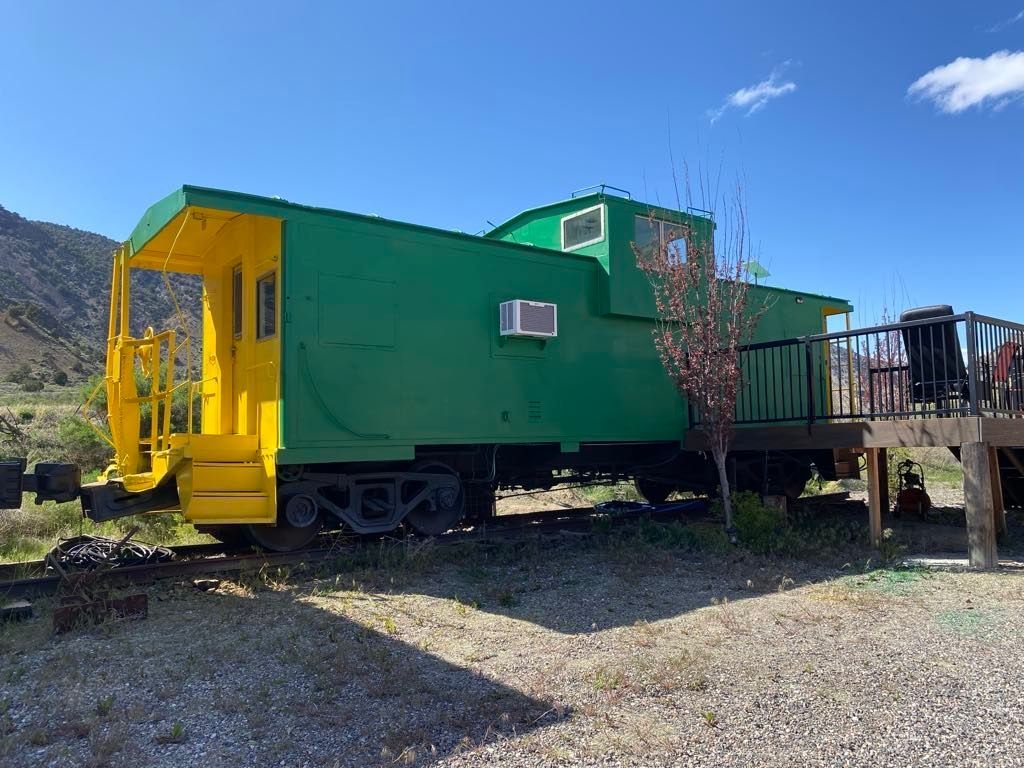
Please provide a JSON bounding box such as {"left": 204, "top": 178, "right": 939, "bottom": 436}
{"left": 499, "top": 299, "right": 558, "bottom": 338}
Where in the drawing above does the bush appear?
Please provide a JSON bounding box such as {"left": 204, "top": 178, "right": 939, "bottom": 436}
{"left": 17, "top": 409, "right": 34, "bottom": 423}
{"left": 732, "top": 491, "right": 786, "bottom": 554}
{"left": 20, "top": 379, "right": 43, "bottom": 393}
{"left": 53, "top": 371, "right": 68, "bottom": 386}
{"left": 80, "top": 374, "right": 108, "bottom": 415}
{"left": 57, "top": 416, "right": 111, "bottom": 472}
{"left": 5, "top": 363, "right": 31, "bottom": 384}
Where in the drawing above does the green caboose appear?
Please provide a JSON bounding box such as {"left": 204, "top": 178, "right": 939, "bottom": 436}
{"left": 54, "top": 185, "right": 850, "bottom": 549}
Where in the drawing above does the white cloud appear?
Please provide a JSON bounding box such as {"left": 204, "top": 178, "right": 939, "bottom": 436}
{"left": 908, "top": 50, "right": 1024, "bottom": 113}
{"left": 988, "top": 9, "right": 1024, "bottom": 32}
{"left": 708, "top": 71, "right": 796, "bottom": 123}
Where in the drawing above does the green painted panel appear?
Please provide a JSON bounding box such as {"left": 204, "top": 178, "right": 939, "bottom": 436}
{"left": 318, "top": 274, "right": 396, "bottom": 348}
{"left": 280, "top": 213, "right": 687, "bottom": 460}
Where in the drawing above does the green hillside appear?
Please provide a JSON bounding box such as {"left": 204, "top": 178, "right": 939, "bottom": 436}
{"left": 0, "top": 204, "right": 199, "bottom": 387}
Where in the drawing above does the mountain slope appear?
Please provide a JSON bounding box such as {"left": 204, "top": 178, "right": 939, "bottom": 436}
{"left": 0, "top": 204, "right": 199, "bottom": 384}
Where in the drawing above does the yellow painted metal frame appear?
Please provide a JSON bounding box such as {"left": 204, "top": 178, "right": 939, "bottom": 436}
{"left": 819, "top": 306, "right": 857, "bottom": 421}
{"left": 100, "top": 206, "right": 283, "bottom": 525}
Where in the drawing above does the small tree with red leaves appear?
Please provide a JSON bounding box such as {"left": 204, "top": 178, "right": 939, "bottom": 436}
{"left": 634, "top": 176, "right": 766, "bottom": 539}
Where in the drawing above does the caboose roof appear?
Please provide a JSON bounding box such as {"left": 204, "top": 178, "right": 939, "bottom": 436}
{"left": 483, "top": 189, "right": 702, "bottom": 242}
{"left": 124, "top": 185, "right": 851, "bottom": 310}
{"left": 125, "top": 185, "right": 603, "bottom": 271}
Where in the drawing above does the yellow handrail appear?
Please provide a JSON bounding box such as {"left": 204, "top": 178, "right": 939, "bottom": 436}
{"left": 81, "top": 376, "right": 115, "bottom": 450}
{"left": 160, "top": 211, "right": 195, "bottom": 433}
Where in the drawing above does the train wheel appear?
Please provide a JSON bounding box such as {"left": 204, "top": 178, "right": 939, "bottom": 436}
{"left": 635, "top": 478, "right": 675, "bottom": 505}
{"left": 243, "top": 494, "right": 322, "bottom": 552}
{"left": 405, "top": 462, "right": 465, "bottom": 536}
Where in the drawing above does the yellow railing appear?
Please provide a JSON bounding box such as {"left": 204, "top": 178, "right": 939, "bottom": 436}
{"left": 104, "top": 235, "right": 198, "bottom": 480}
{"left": 123, "top": 329, "right": 177, "bottom": 454}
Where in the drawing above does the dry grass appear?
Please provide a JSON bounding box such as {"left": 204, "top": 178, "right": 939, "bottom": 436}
{"left": 1, "top": 528, "right": 1023, "bottom": 766}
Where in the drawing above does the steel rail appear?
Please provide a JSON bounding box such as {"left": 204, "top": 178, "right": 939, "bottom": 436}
{"left": 0, "top": 493, "right": 855, "bottom": 596}
{"left": 0, "top": 492, "right": 855, "bottom": 594}
{"left": 0, "top": 502, "right": 716, "bottom": 601}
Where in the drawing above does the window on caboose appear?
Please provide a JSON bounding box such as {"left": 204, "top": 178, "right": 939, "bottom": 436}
{"left": 231, "top": 266, "right": 242, "bottom": 338}
{"left": 561, "top": 204, "right": 605, "bottom": 250}
{"left": 256, "top": 272, "right": 276, "bottom": 339}
{"left": 634, "top": 215, "right": 688, "bottom": 265}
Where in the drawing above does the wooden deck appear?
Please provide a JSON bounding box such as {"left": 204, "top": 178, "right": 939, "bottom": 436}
{"left": 684, "top": 416, "right": 1024, "bottom": 452}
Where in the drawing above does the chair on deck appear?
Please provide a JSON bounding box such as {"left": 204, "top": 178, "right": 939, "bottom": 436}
{"left": 899, "top": 305, "right": 969, "bottom": 414}
{"left": 990, "top": 339, "right": 1022, "bottom": 412}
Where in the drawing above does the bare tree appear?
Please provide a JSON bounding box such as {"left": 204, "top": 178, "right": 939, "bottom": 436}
{"left": 634, "top": 170, "right": 767, "bottom": 539}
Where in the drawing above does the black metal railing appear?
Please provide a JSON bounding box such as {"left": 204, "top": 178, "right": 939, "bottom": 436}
{"left": 693, "top": 311, "right": 1024, "bottom": 427}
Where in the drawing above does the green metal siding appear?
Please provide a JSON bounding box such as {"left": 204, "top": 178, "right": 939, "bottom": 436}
{"left": 278, "top": 214, "right": 686, "bottom": 463}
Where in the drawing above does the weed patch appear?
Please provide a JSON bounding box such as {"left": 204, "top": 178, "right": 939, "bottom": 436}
{"left": 846, "top": 567, "right": 932, "bottom": 596}
{"left": 592, "top": 665, "right": 626, "bottom": 692}
{"left": 935, "top": 608, "right": 999, "bottom": 635}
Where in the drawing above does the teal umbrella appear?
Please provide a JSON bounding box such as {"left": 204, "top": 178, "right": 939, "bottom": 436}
{"left": 743, "top": 260, "right": 770, "bottom": 284}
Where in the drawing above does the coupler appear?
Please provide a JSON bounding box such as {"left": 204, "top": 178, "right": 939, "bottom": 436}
{"left": 0, "top": 458, "right": 81, "bottom": 508}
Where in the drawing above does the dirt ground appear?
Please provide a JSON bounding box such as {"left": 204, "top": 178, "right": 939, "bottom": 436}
{"left": 2, "top": 505, "right": 1023, "bottom": 768}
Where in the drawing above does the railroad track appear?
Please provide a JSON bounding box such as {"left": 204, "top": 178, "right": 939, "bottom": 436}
{"left": 0, "top": 500, "right": 709, "bottom": 601}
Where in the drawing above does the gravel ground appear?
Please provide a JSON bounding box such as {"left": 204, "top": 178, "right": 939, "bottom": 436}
{"left": 2, "top": 520, "right": 1023, "bottom": 767}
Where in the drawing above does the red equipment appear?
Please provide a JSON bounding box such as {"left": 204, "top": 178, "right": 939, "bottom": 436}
{"left": 894, "top": 458, "right": 932, "bottom": 518}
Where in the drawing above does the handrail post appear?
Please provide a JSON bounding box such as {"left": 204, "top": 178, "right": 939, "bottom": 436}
{"left": 965, "top": 312, "right": 979, "bottom": 416}
{"left": 804, "top": 338, "right": 815, "bottom": 431}
{"left": 163, "top": 331, "right": 175, "bottom": 442}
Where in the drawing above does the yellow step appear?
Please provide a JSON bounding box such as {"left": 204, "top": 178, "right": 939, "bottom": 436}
{"left": 181, "top": 433, "right": 260, "bottom": 463}
{"left": 186, "top": 492, "right": 272, "bottom": 524}
{"left": 192, "top": 461, "right": 265, "bottom": 494}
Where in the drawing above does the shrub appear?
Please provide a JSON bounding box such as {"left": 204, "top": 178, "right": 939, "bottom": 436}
{"left": 21, "top": 379, "right": 43, "bottom": 393}
{"left": 53, "top": 371, "right": 68, "bottom": 386}
{"left": 57, "top": 416, "right": 111, "bottom": 471}
{"left": 80, "top": 374, "right": 108, "bottom": 415}
{"left": 17, "top": 409, "right": 34, "bottom": 423}
{"left": 5, "top": 363, "right": 31, "bottom": 384}
{"left": 732, "top": 491, "right": 786, "bottom": 554}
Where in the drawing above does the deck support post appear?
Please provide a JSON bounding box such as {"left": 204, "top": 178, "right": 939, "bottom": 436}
{"left": 865, "top": 447, "right": 883, "bottom": 549}
{"left": 877, "top": 448, "right": 889, "bottom": 515}
{"left": 989, "top": 446, "right": 1007, "bottom": 539}
{"left": 962, "top": 441, "right": 998, "bottom": 570}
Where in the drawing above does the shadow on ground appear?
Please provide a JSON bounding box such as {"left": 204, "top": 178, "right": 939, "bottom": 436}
{"left": 0, "top": 582, "right": 563, "bottom": 767}
{"left": 5, "top": 505, "right": 1023, "bottom": 767}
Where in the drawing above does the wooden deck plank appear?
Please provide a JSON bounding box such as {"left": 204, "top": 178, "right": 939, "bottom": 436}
{"left": 980, "top": 418, "right": 1024, "bottom": 446}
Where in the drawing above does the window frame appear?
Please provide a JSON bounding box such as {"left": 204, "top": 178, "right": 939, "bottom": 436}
{"left": 560, "top": 203, "right": 606, "bottom": 251}
{"left": 255, "top": 270, "right": 277, "bottom": 341}
{"left": 634, "top": 214, "right": 689, "bottom": 265}
{"left": 231, "top": 264, "right": 243, "bottom": 339}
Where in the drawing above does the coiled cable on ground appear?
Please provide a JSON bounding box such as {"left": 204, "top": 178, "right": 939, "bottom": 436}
{"left": 48, "top": 535, "right": 175, "bottom": 572}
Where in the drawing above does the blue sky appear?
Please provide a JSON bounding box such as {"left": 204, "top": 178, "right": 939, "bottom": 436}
{"left": 1, "top": 1, "right": 1022, "bottom": 324}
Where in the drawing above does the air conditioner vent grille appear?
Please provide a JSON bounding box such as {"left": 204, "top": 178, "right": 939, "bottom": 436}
{"left": 499, "top": 300, "right": 558, "bottom": 338}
